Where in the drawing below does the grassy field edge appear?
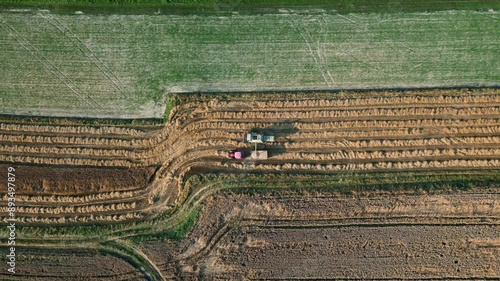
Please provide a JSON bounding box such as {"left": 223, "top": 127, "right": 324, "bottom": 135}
{"left": 1, "top": 0, "right": 499, "bottom": 15}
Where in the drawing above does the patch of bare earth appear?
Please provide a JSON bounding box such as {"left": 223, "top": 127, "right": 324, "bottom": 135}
{"left": 0, "top": 247, "right": 144, "bottom": 281}
{"left": 0, "top": 164, "right": 156, "bottom": 195}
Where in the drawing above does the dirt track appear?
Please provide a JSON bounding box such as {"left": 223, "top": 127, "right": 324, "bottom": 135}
{"left": 1, "top": 89, "right": 500, "bottom": 225}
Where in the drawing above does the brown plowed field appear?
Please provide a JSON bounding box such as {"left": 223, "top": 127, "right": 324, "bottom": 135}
{"left": 1, "top": 89, "right": 500, "bottom": 225}
{"left": 144, "top": 190, "right": 500, "bottom": 280}
{"left": 0, "top": 246, "right": 143, "bottom": 281}
{"left": 0, "top": 164, "right": 156, "bottom": 195}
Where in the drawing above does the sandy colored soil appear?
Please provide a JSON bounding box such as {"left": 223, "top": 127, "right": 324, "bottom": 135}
{"left": 0, "top": 89, "right": 499, "bottom": 225}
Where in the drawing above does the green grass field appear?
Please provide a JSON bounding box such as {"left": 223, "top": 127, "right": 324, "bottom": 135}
{"left": 1, "top": 7, "right": 498, "bottom": 118}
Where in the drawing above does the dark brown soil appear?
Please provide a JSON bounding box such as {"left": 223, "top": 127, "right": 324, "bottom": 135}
{"left": 0, "top": 247, "right": 145, "bottom": 281}
{"left": 0, "top": 164, "right": 157, "bottom": 195}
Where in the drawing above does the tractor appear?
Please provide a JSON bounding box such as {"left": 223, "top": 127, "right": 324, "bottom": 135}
{"left": 229, "top": 150, "right": 244, "bottom": 159}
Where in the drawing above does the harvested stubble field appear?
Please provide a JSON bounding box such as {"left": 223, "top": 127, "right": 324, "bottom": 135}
{"left": 0, "top": 88, "right": 499, "bottom": 225}
{"left": 0, "top": 8, "right": 499, "bottom": 118}
{"left": 0, "top": 88, "right": 499, "bottom": 280}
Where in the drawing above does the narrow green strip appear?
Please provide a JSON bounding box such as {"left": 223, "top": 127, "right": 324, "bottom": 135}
{"left": 0, "top": 0, "right": 498, "bottom": 15}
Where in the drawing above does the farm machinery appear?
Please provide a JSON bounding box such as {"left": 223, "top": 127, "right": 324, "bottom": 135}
{"left": 244, "top": 132, "right": 275, "bottom": 143}
{"left": 229, "top": 150, "right": 244, "bottom": 159}
{"left": 228, "top": 132, "right": 274, "bottom": 160}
